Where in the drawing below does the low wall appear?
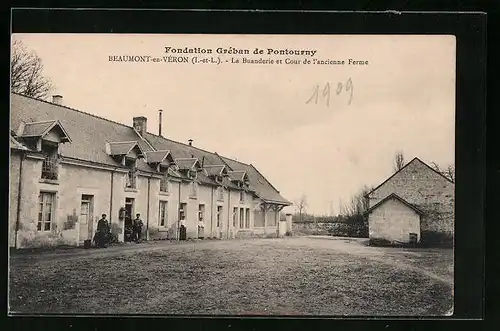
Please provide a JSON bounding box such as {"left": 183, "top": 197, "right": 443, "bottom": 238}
{"left": 292, "top": 221, "right": 369, "bottom": 238}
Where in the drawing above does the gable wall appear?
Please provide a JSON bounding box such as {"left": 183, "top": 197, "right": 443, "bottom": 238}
{"left": 368, "top": 160, "right": 454, "bottom": 235}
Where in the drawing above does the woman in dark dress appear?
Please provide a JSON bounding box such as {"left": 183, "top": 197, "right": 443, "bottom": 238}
{"left": 94, "top": 214, "right": 110, "bottom": 248}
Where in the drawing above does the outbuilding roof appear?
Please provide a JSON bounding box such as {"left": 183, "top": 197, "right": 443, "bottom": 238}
{"left": 365, "top": 193, "right": 424, "bottom": 215}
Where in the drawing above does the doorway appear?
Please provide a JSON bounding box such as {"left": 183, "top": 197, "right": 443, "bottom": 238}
{"left": 124, "top": 198, "right": 135, "bottom": 242}
{"left": 79, "top": 195, "right": 94, "bottom": 243}
{"left": 179, "top": 203, "right": 187, "bottom": 240}
{"left": 216, "top": 205, "right": 223, "bottom": 238}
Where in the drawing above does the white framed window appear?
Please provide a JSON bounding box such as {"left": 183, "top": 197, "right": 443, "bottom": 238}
{"left": 217, "top": 186, "right": 224, "bottom": 201}
{"left": 38, "top": 192, "right": 55, "bottom": 231}
{"left": 179, "top": 203, "right": 187, "bottom": 220}
{"left": 125, "top": 159, "right": 137, "bottom": 189}
{"left": 216, "top": 206, "right": 223, "bottom": 227}
{"left": 191, "top": 181, "right": 198, "bottom": 197}
{"left": 233, "top": 207, "right": 238, "bottom": 227}
{"left": 159, "top": 201, "right": 168, "bottom": 227}
{"left": 41, "top": 142, "right": 59, "bottom": 180}
{"left": 245, "top": 208, "right": 250, "bottom": 228}
{"left": 198, "top": 204, "right": 205, "bottom": 223}
{"left": 160, "top": 173, "right": 169, "bottom": 193}
{"left": 239, "top": 208, "right": 245, "bottom": 228}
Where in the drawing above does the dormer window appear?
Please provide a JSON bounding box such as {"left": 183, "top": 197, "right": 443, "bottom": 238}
{"left": 41, "top": 141, "right": 59, "bottom": 180}
{"left": 16, "top": 120, "right": 71, "bottom": 181}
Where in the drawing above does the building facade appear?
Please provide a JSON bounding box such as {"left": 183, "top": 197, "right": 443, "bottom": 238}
{"left": 365, "top": 157, "right": 454, "bottom": 245}
{"left": 9, "top": 93, "right": 291, "bottom": 249}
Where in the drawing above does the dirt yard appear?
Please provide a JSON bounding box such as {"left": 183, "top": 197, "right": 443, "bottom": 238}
{"left": 8, "top": 236, "right": 453, "bottom": 316}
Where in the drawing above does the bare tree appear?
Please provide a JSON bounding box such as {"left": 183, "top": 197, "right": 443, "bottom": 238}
{"left": 294, "top": 194, "right": 308, "bottom": 222}
{"left": 431, "top": 162, "right": 455, "bottom": 182}
{"left": 393, "top": 151, "right": 405, "bottom": 172}
{"left": 11, "top": 40, "right": 53, "bottom": 99}
{"left": 444, "top": 164, "right": 455, "bottom": 182}
{"left": 341, "top": 185, "right": 372, "bottom": 218}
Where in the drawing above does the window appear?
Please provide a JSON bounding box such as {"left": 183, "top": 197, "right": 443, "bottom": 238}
{"left": 217, "top": 187, "right": 224, "bottom": 201}
{"left": 159, "top": 201, "right": 168, "bottom": 227}
{"left": 125, "top": 159, "right": 137, "bottom": 189}
{"left": 198, "top": 204, "right": 205, "bottom": 223}
{"left": 233, "top": 207, "right": 238, "bottom": 227}
{"left": 190, "top": 181, "right": 198, "bottom": 197}
{"left": 41, "top": 142, "right": 59, "bottom": 180}
{"left": 245, "top": 208, "right": 250, "bottom": 228}
{"left": 239, "top": 191, "right": 245, "bottom": 203}
{"left": 160, "top": 173, "right": 169, "bottom": 193}
{"left": 38, "top": 192, "right": 55, "bottom": 231}
{"left": 216, "top": 206, "right": 223, "bottom": 227}
{"left": 179, "top": 203, "right": 187, "bottom": 220}
{"left": 239, "top": 208, "right": 244, "bottom": 228}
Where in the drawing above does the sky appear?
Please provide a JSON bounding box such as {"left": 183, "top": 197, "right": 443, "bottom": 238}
{"left": 11, "top": 34, "right": 456, "bottom": 215}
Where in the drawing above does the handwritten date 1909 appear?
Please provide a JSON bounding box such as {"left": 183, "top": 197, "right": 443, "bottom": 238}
{"left": 306, "top": 78, "right": 354, "bottom": 107}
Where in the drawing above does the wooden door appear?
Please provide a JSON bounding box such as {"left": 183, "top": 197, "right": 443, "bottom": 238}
{"left": 79, "top": 197, "right": 91, "bottom": 241}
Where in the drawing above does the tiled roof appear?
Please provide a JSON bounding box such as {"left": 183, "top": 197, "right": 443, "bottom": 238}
{"left": 20, "top": 120, "right": 56, "bottom": 137}
{"left": 204, "top": 165, "right": 226, "bottom": 177}
{"left": 108, "top": 141, "right": 140, "bottom": 156}
{"left": 227, "top": 170, "right": 246, "bottom": 182}
{"left": 175, "top": 158, "right": 199, "bottom": 170}
{"left": 11, "top": 92, "right": 290, "bottom": 204}
{"left": 10, "top": 135, "right": 28, "bottom": 150}
{"left": 145, "top": 150, "right": 172, "bottom": 164}
{"left": 19, "top": 119, "right": 72, "bottom": 143}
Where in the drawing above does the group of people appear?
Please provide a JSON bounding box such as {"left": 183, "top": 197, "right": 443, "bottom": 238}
{"left": 93, "top": 213, "right": 144, "bottom": 248}
{"left": 126, "top": 213, "right": 144, "bottom": 243}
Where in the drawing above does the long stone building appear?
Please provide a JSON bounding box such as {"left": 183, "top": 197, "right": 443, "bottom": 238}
{"left": 9, "top": 93, "right": 291, "bottom": 249}
{"left": 365, "top": 157, "right": 454, "bottom": 245}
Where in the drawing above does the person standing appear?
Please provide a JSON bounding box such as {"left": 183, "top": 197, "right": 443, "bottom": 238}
{"left": 133, "top": 213, "right": 144, "bottom": 243}
{"left": 95, "top": 214, "right": 110, "bottom": 248}
{"left": 180, "top": 215, "right": 187, "bottom": 240}
{"left": 198, "top": 218, "right": 205, "bottom": 239}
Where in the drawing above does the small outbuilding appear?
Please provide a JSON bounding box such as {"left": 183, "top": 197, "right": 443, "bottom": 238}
{"left": 365, "top": 157, "right": 454, "bottom": 246}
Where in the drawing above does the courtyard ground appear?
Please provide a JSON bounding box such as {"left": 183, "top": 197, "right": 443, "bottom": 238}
{"left": 8, "top": 236, "right": 453, "bottom": 316}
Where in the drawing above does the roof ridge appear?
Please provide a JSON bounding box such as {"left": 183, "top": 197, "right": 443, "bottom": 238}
{"left": 12, "top": 92, "right": 137, "bottom": 132}
{"left": 24, "top": 119, "right": 57, "bottom": 124}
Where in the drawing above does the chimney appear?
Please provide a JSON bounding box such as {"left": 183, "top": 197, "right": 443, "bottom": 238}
{"left": 133, "top": 116, "right": 147, "bottom": 136}
{"left": 158, "top": 110, "right": 163, "bottom": 136}
{"left": 188, "top": 139, "right": 193, "bottom": 146}
{"left": 52, "top": 95, "right": 63, "bottom": 105}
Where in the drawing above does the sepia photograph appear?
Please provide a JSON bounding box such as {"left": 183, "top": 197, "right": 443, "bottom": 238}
{"left": 9, "top": 32, "right": 456, "bottom": 316}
